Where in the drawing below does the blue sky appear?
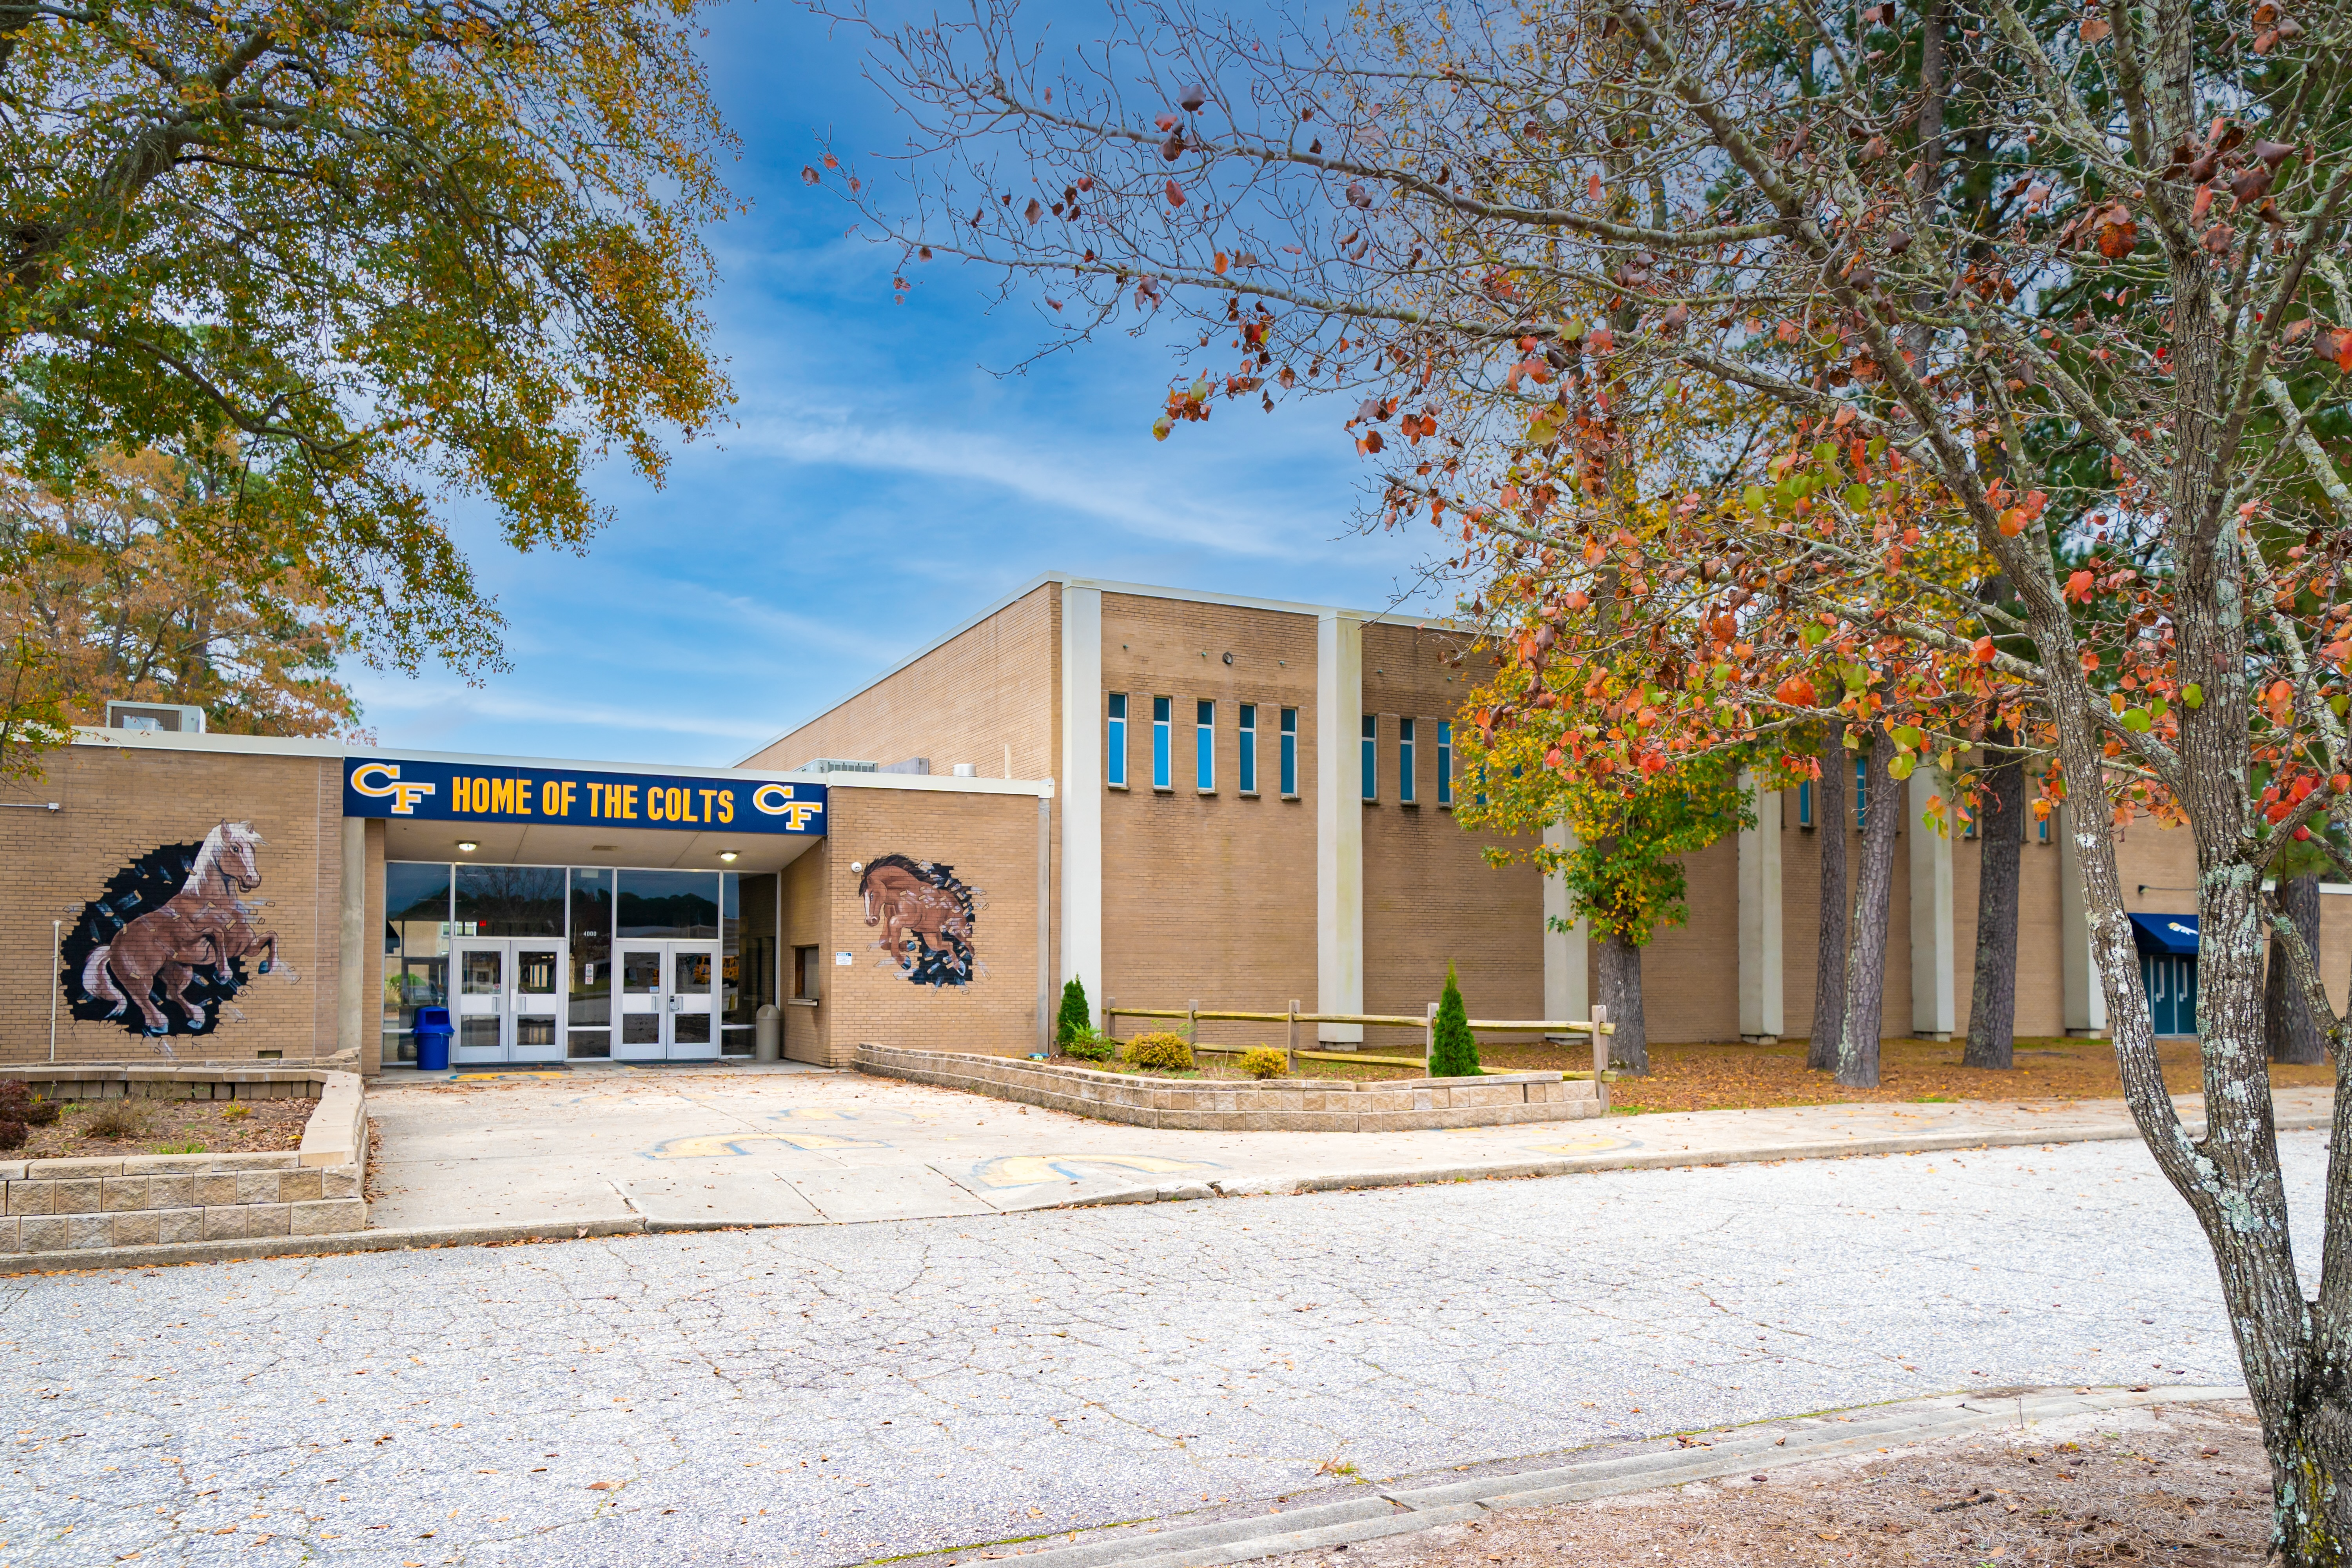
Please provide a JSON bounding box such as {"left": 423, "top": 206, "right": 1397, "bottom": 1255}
{"left": 349, "top": 0, "right": 1447, "bottom": 768}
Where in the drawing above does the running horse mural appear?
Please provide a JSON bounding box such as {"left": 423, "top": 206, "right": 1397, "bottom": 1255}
{"left": 858, "top": 853, "right": 984, "bottom": 987}
{"left": 62, "top": 822, "right": 296, "bottom": 1048}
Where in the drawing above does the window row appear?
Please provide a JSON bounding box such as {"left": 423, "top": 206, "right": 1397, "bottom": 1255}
{"left": 1793, "top": 759, "right": 2054, "bottom": 843}
{"left": 1104, "top": 695, "right": 1457, "bottom": 805}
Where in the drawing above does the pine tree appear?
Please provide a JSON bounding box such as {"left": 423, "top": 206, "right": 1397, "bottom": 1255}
{"left": 1427, "top": 964, "right": 1481, "bottom": 1078}
{"left": 1055, "top": 976, "right": 1092, "bottom": 1045}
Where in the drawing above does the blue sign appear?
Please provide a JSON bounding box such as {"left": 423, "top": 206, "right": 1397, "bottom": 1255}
{"left": 343, "top": 757, "right": 826, "bottom": 835}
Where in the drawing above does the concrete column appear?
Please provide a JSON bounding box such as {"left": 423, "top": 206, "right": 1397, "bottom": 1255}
{"left": 336, "top": 815, "right": 366, "bottom": 1059}
{"left": 1542, "top": 821, "right": 1588, "bottom": 1026}
{"left": 2058, "top": 802, "right": 2109, "bottom": 1037}
{"left": 1316, "top": 610, "right": 1365, "bottom": 1042}
{"left": 1908, "top": 769, "right": 1956, "bottom": 1040}
{"left": 1058, "top": 584, "right": 1103, "bottom": 1023}
{"left": 1738, "top": 773, "right": 1784, "bottom": 1042}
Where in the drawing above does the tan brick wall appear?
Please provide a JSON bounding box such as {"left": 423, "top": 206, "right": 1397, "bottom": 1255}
{"left": 1360, "top": 621, "right": 1541, "bottom": 1032}
{"left": 1098, "top": 594, "right": 1321, "bottom": 1047}
{"left": 741, "top": 583, "right": 1061, "bottom": 780}
{"left": 820, "top": 787, "right": 1045, "bottom": 1062}
{"left": 1, "top": 742, "right": 345, "bottom": 1066}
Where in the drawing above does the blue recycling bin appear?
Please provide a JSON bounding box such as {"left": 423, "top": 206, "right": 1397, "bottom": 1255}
{"left": 413, "top": 1005, "right": 454, "bottom": 1072}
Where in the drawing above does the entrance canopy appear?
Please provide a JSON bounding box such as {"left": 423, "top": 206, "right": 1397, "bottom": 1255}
{"left": 2129, "top": 913, "right": 2200, "bottom": 956}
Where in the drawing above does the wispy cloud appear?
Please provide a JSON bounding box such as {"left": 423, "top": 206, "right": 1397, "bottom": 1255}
{"left": 350, "top": 680, "right": 778, "bottom": 744}
{"left": 730, "top": 410, "right": 1327, "bottom": 559}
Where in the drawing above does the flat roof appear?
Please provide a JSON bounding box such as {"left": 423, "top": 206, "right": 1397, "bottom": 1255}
{"left": 70, "top": 727, "right": 1052, "bottom": 797}
{"left": 731, "top": 572, "right": 1463, "bottom": 768}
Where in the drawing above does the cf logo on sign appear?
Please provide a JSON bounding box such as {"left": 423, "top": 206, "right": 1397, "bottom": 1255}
{"left": 350, "top": 762, "right": 437, "bottom": 816}
{"left": 751, "top": 782, "right": 824, "bottom": 831}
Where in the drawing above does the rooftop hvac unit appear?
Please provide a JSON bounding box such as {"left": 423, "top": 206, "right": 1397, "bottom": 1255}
{"left": 795, "top": 758, "right": 878, "bottom": 774}
{"left": 105, "top": 701, "right": 205, "bottom": 734}
{"left": 880, "top": 757, "right": 931, "bottom": 775}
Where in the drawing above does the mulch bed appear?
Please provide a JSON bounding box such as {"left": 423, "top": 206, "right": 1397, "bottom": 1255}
{"left": 1262, "top": 1399, "right": 2272, "bottom": 1568}
{"left": 11, "top": 1094, "right": 311, "bottom": 1161}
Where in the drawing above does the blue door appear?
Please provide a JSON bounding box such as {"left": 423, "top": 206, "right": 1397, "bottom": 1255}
{"left": 2139, "top": 954, "right": 2199, "bottom": 1036}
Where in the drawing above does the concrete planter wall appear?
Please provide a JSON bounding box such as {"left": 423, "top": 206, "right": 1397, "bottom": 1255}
{"left": 857, "top": 1045, "right": 1603, "bottom": 1131}
{"left": 0, "top": 1067, "right": 367, "bottom": 1258}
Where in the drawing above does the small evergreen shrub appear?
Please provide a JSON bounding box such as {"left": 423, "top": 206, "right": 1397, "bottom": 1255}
{"left": 1426, "top": 963, "right": 1482, "bottom": 1078}
{"left": 1061, "top": 1029, "right": 1117, "bottom": 1063}
{"left": 0, "top": 1119, "right": 24, "bottom": 1151}
{"left": 222, "top": 1102, "right": 253, "bottom": 1120}
{"left": 1125, "top": 1032, "right": 1196, "bottom": 1073}
{"left": 1056, "top": 976, "right": 1093, "bottom": 1044}
{"left": 1235, "top": 1047, "right": 1289, "bottom": 1079}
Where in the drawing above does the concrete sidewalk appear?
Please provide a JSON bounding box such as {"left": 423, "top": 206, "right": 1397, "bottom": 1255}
{"left": 363, "top": 1063, "right": 2336, "bottom": 1234}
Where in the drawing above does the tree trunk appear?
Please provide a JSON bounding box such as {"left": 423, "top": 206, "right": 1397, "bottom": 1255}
{"left": 1837, "top": 731, "right": 1900, "bottom": 1088}
{"left": 1596, "top": 932, "right": 1648, "bottom": 1075}
{"left": 1964, "top": 729, "right": 2026, "bottom": 1069}
{"left": 2266, "top": 873, "right": 2326, "bottom": 1065}
{"left": 1808, "top": 725, "right": 1848, "bottom": 1072}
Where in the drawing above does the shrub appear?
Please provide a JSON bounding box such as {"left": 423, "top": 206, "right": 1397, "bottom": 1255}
{"left": 1125, "top": 1032, "right": 1195, "bottom": 1073}
{"left": 0, "top": 1080, "right": 58, "bottom": 1126}
{"left": 1060, "top": 1029, "right": 1117, "bottom": 1063}
{"left": 1427, "top": 963, "right": 1482, "bottom": 1078}
{"left": 1056, "top": 976, "right": 1093, "bottom": 1044}
{"left": 156, "top": 1141, "right": 207, "bottom": 1155}
{"left": 222, "top": 1102, "right": 253, "bottom": 1120}
{"left": 1235, "top": 1047, "right": 1289, "bottom": 1080}
{"left": 83, "top": 1099, "right": 151, "bottom": 1140}
{"left": 0, "top": 1119, "right": 24, "bottom": 1151}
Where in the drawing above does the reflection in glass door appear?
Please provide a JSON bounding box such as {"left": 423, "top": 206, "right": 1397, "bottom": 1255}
{"left": 451, "top": 939, "right": 565, "bottom": 1064}
{"left": 613, "top": 941, "right": 720, "bottom": 1062}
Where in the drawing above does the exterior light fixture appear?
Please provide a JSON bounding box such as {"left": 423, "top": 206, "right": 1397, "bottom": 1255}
{"left": 455, "top": 840, "right": 479, "bottom": 853}
{"left": 718, "top": 850, "right": 739, "bottom": 863}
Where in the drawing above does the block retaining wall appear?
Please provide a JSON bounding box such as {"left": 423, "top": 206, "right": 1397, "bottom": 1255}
{"left": 0, "top": 1067, "right": 367, "bottom": 1256}
{"left": 857, "top": 1045, "right": 1603, "bottom": 1131}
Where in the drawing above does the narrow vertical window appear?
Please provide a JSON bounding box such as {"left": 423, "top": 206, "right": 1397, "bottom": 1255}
{"left": 1436, "top": 721, "right": 1453, "bottom": 806}
{"left": 2037, "top": 809, "right": 2051, "bottom": 844}
{"left": 1279, "top": 708, "right": 1298, "bottom": 796}
{"left": 1152, "top": 696, "right": 1172, "bottom": 789}
{"left": 1196, "top": 699, "right": 1216, "bottom": 790}
{"left": 1797, "top": 779, "right": 1813, "bottom": 828}
{"left": 1398, "top": 718, "right": 1417, "bottom": 804}
{"left": 1105, "top": 693, "right": 1127, "bottom": 788}
{"left": 1855, "top": 755, "right": 1868, "bottom": 831}
{"left": 1361, "top": 715, "right": 1378, "bottom": 801}
{"left": 1238, "top": 704, "right": 1258, "bottom": 793}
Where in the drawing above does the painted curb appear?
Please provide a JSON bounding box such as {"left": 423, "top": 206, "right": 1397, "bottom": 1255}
{"left": 948, "top": 1385, "right": 2248, "bottom": 1568}
{"left": 4, "top": 1112, "right": 2323, "bottom": 1272}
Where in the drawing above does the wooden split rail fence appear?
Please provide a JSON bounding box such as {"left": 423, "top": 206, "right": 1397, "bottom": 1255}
{"left": 1100, "top": 997, "right": 1618, "bottom": 1097}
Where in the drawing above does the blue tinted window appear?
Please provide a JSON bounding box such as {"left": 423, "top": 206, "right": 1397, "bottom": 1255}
{"left": 1279, "top": 708, "right": 1298, "bottom": 796}
{"left": 1436, "top": 721, "right": 1452, "bottom": 806}
{"left": 1195, "top": 699, "right": 1215, "bottom": 789}
{"left": 1361, "top": 715, "right": 1377, "bottom": 801}
{"left": 1152, "top": 697, "right": 1171, "bottom": 789}
{"left": 1238, "top": 704, "right": 1257, "bottom": 793}
{"left": 1398, "top": 718, "right": 1417, "bottom": 804}
{"left": 1106, "top": 693, "right": 1127, "bottom": 788}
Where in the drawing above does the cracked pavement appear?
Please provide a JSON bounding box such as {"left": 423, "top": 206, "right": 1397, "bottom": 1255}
{"left": 3, "top": 1128, "right": 2313, "bottom": 1567}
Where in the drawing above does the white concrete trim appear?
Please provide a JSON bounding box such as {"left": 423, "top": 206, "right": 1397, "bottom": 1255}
{"left": 2058, "top": 802, "right": 2109, "bottom": 1036}
{"left": 1738, "top": 774, "right": 1785, "bottom": 1041}
{"left": 1541, "top": 822, "right": 1588, "bottom": 1027}
{"left": 1316, "top": 611, "right": 1365, "bottom": 1042}
{"left": 1908, "top": 770, "right": 1956, "bottom": 1040}
{"left": 1060, "top": 584, "right": 1105, "bottom": 1020}
{"left": 336, "top": 818, "right": 366, "bottom": 1055}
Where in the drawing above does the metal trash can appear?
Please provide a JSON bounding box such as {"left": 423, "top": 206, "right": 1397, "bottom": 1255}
{"left": 413, "top": 1005, "right": 454, "bottom": 1072}
{"left": 755, "top": 1004, "right": 781, "bottom": 1063}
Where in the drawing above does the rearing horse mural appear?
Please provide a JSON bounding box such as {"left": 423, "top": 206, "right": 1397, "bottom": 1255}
{"left": 858, "top": 853, "right": 984, "bottom": 987}
{"left": 62, "top": 822, "right": 297, "bottom": 1049}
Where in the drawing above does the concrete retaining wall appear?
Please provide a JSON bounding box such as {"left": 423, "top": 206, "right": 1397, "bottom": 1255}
{"left": 857, "top": 1045, "right": 1603, "bottom": 1131}
{"left": 0, "top": 1068, "right": 367, "bottom": 1256}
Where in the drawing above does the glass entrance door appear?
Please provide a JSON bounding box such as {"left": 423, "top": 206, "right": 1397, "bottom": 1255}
{"left": 613, "top": 941, "right": 720, "bottom": 1062}
{"left": 452, "top": 939, "right": 566, "bottom": 1064}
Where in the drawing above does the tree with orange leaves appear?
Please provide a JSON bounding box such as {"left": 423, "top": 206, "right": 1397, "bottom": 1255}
{"left": 820, "top": 0, "right": 2352, "bottom": 1541}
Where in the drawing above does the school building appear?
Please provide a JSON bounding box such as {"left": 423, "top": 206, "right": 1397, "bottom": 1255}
{"left": 0, "top": 572, "right": 2332, "bottom": 1075}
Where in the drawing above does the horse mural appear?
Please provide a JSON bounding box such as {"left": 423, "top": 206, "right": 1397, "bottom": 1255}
{"left": 62, "top": 822, "right": 296, "bottom": 1048}
{"left": 858, "top": 853, "right": 984, "bottom": 987}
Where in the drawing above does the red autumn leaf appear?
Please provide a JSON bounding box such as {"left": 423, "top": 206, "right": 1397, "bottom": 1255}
{"left": 1164, "top": 178, "right": 1186, "bottom": 206}
{"left": 2065, "top": 570, "right": 2095, "bottom": 602}
{"left": 1972, "top": 636, "right": 1996, "bottom": 664}
{"left": 1773, "top": 674, "right": 1817, "bottom": 708}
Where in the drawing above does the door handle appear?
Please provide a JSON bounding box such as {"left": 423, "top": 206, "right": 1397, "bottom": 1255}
{"left": 668, "top": 995, "right": 681, "bottom": 1013}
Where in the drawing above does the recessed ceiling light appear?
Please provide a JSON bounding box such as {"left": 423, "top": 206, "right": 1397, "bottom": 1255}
{"left": 455, "top": 840, "right": 479, "bottom": 853}
{"left": 718, "top": 850, "right": 739, "bottom": 863}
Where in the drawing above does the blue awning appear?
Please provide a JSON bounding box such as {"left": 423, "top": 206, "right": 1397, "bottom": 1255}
{"left": 2129, "top": 913, "right": 2200, "bottom": 956}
